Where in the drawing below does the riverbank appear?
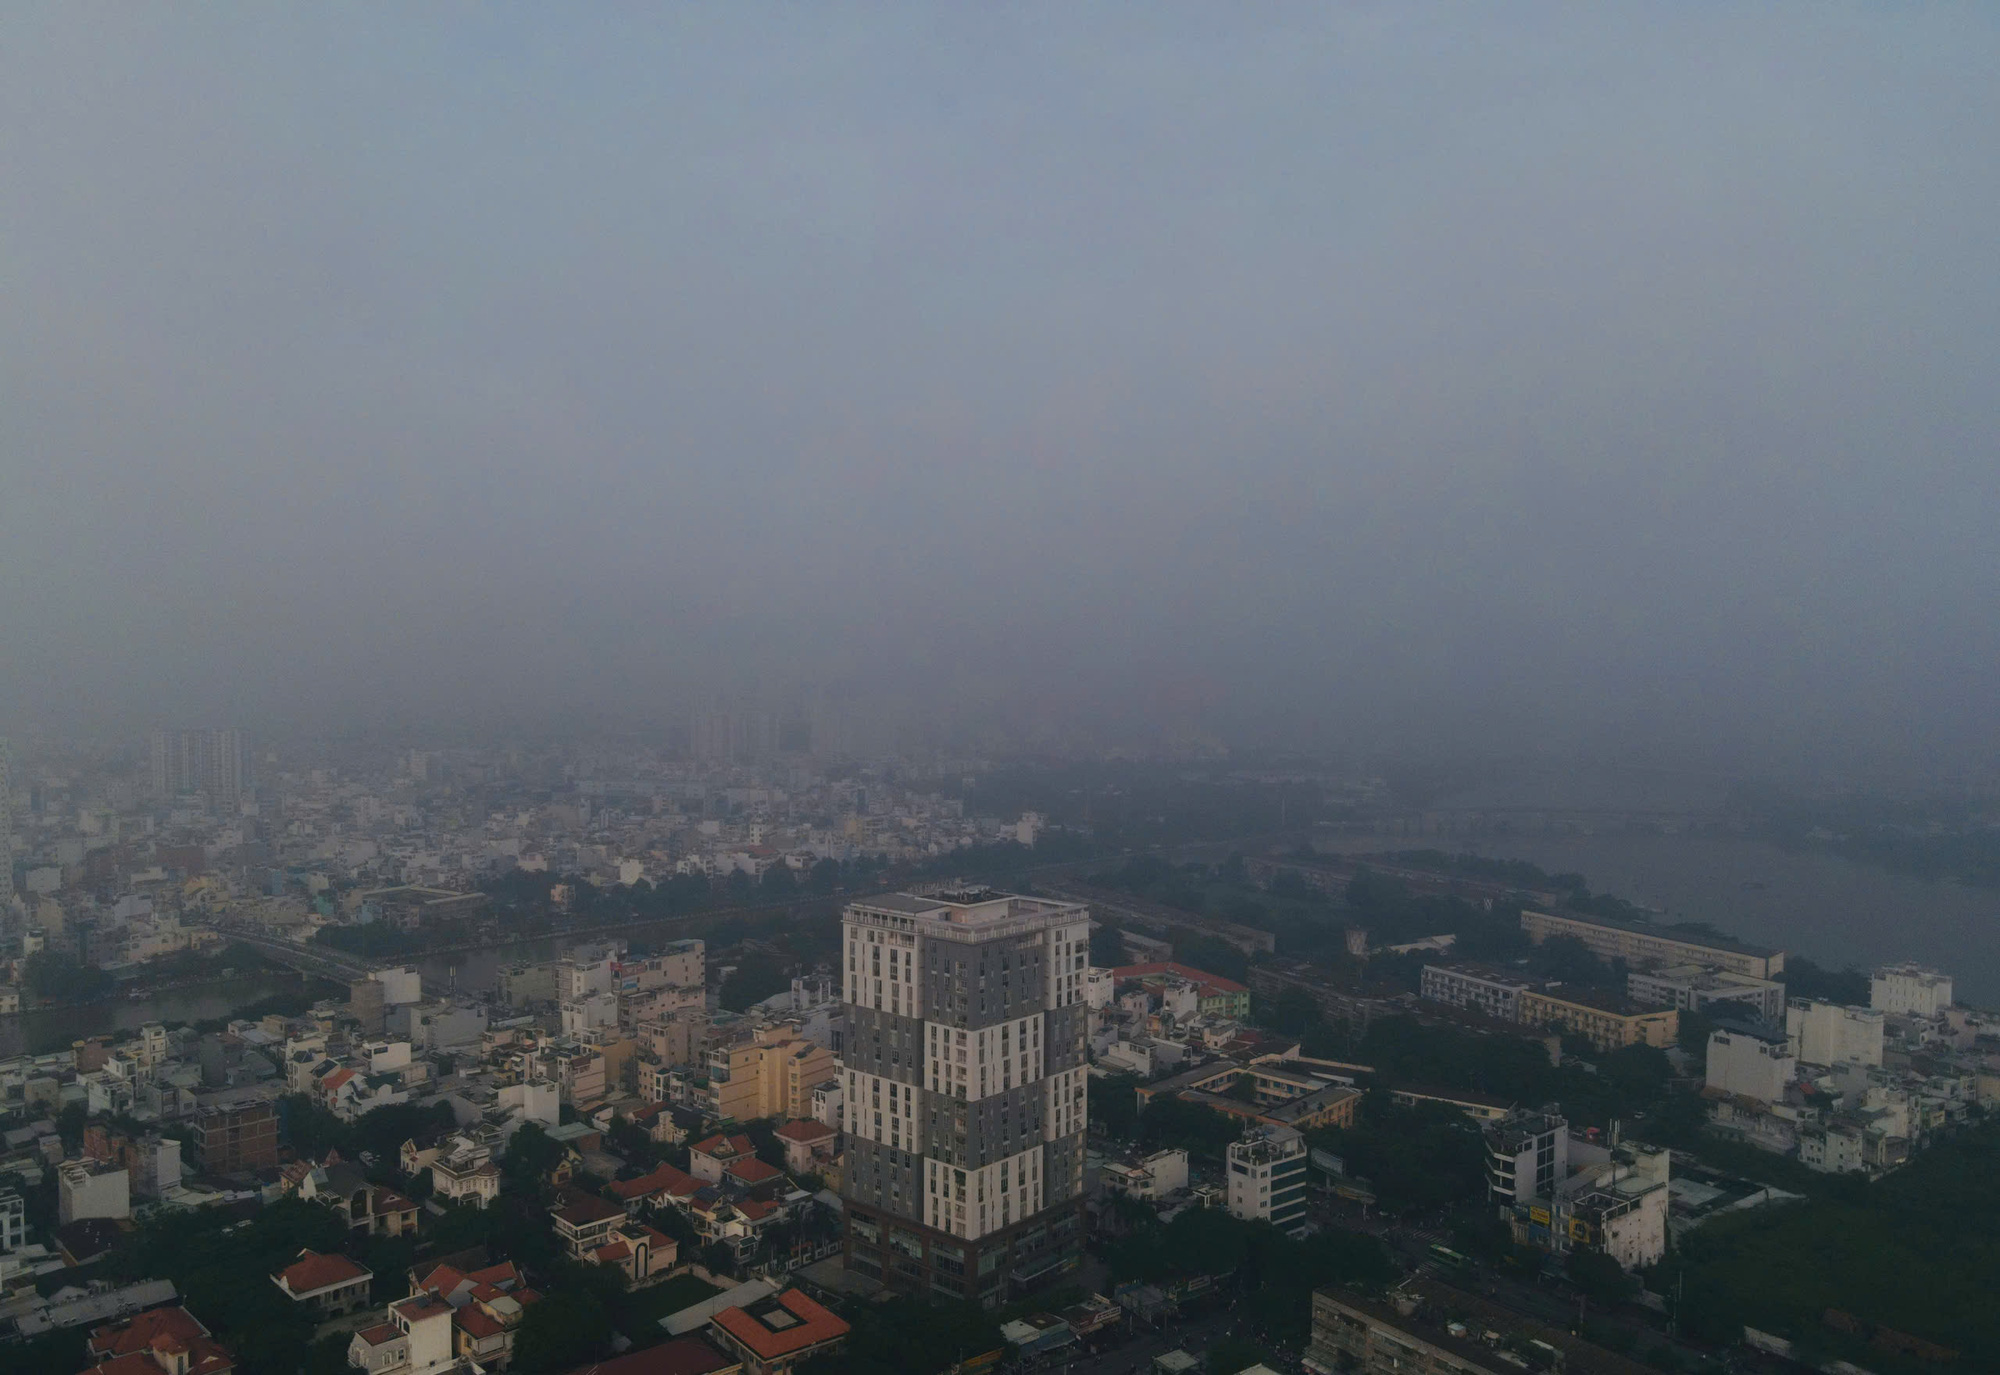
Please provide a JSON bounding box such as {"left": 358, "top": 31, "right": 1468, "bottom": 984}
{"left": 1321, "top": 830, "right": 2000, "bottom": 1004}
{"left": 0, "top": 970, "right": 339, "bottom": 1058}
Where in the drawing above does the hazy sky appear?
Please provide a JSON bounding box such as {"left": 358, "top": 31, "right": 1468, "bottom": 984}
{"left": 4, "top": 6, "right": 1996, "bottom": 772}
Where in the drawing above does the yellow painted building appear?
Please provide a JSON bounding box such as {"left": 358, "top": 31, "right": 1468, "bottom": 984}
{"left": 713, "top": 1026, "right": 837, "bottom": 1123}
{"left": 1520, "top": 909, "right": 1782, "bottom": 980}
{"left": 1517, "top": 988, "right": 1677, "bottom": 1052}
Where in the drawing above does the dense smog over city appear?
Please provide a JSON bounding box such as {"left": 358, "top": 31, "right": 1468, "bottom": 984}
{"left": 1, "top": 9, "right": 1996, "bottom": 1375}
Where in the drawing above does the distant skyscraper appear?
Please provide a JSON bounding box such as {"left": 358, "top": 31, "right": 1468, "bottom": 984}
{"left": 839, "top": 887, "right": 1090, "bottom": 1303}
{"left": 150, "top": 728, "right": 248, "bottom": 805}
{"left": 0, "top": 738, "right": 13, "bottom": 905}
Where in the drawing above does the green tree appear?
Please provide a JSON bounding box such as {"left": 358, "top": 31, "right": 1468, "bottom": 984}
{"left": 1164, "top": 930, "right": 1249, "bottom": 982}
{"left": 1091, "top": 1074, "right": 1140, "bottom": 1140}
{"left": 1253, "top": 984, "right": 1323, "bottom": 1036}
{"left": 1090, "top": 924, "right": 1126, "bottom": 966}
{"left": 502, "top": 1123, "right": 564, "bottom": 1195}
{"left": 1206, "top": 1336, "right": 1269, "bottom": 1375}
{"left": 57, "top": 1102, "right": 89, "bottom": 1153}
{"left": 721, "top": 951, "right": 791, "bottom": 1011}
{"left": 24, "top": 951, "right": 113, "bottom": 1002}
{"left": 512, "top": 1290, "right": 611, "bottom": 1375}
{"left": 1567, "top": 1247, "right": 1636, "bottom": 1306}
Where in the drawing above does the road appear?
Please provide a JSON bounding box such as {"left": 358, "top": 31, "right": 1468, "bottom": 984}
{"left": 1032, "top": 1309, "right": 1248, "bottom": 1375}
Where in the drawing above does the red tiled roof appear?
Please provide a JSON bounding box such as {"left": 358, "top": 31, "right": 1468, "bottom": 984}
{"left": 354, "top": 1325, "right": 403, "bottom": 1348}
{"left": 725, "top": 1159, "right": 782, "bottom": 1185}
{"left": 469, "top": 1261, "right": 523, "bottom": 1288}
{"left": 735, "top": 1198, "right": 778, "bottom": 1222}
{"left": 608, "top": 1162, "right": 701, "bottom": 1201}
{"left": 87, "top": 1352, "right": 164, "bottom": 1375}
{"left": 774, "top": 1119, "right": 833, "bottom": 1143}
{"left": 1111, "top": 961, "right": 1249, "bottom": 996}
{"left": 689, "top": 1133, "right": 753, "bottom": 1159}
{"left": 276, "top": 1249, "right": 371, "bottom": 1295}
{"left": 454, "top": 1306, "right": 505, "bottom": 1340}
{"left": 183, "top": 1337, "right": 236, "bottom": 1375}
{"left": 554, "top": 1191, "right": 624, "bottom": 1225}
{"left": 322, "top": 1068, "right": 356, "bottom": 1092}
{"left": 711, "top": 1289, "right": 850, "bottom": 1361}
{"left": 89, "top": 1307, "right": 209, "bottom": 1358}
{"left": 411, "top": 1263, "right": 470, "bottom": 1298}
{"left": 392, "top": 1294, "right": 454, "bottom": 1324}
{"left": 559, "top": 1336, "right": 734, "bottom": 1375}
{"left": 371, "top": 1186, "right": 418, "bottom": 1213}
{"left": 594, "top": 1240, "right": 633, "bottom": 1262}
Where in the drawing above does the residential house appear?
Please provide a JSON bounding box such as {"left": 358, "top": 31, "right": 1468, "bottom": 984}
{"left": 425, "top": 1135, "right": 502, "bottom": 1209}
{"left": 551, "top": 1187, "right": 677, "bottom": 1285}
{"left": 348, "top": 1292, "right": 460, "bottom": 1375}
{"left": 85, "top": 1306, "right": 235, "bottom": 1375}
{"left": 271, "top": 1249, "right": 373, "bottom": 1316}
{"left": 607, "top": 1161, "right": 705, "bottom": 1214}
{"left": 341, "top": 1184, "right": 421, "bottom": 1238}
{"left": 772, "top": 1121, "right": 836, "bottom": 1177}
{"left": 707, "top": 1288, "right": 850, "bottom": 1375}
{"left": 408, "top": 1259, "right": 539, "bottom": 1369}
{"left": 689, "top": 1134, "right": 757, "bottom": 1184}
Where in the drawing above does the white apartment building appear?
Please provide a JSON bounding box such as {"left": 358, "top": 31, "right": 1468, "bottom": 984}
{"left": 1871, "top": 965, "right": 1954, "bottom": 1020}
{"left": 0, "top": 1188, "right": 25, "bottom": 1252}
{"left": 375, "top": 967, "right": 424, "bottom": 1006}
{"left": 1419, "top": 964, "right": 1531, "bottom": 1022}
{"left": 1786, "top": 999, "right": 1884, "bottom": 1068}
{"left": 558, "top": 953, "right": 616, "bottom": 1002}
{"left": 1706, "top": 1026, "right": 1796, "bottom": 1105}
{"left": 1227, "top": 1125, "right": 1308, "bottom": 1237}
{"left": 1552, "top": 1143, "right": 1670, "bottom": 1272}
{"left": 1100, "top": 1148, "right": 1190, "bottom": 1202}
{"left": 1627, "top": 965, "right": 1786, "bottom": 1024}
{"left": 1084, "top": 967, "right": 1116, "bottom": 1010}
{"left": 58, "top": 1161, "right": 130, "bottom": 1224}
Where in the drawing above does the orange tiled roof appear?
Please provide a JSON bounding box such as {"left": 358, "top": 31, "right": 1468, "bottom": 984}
{"left": 608, "top": 1162, "right": 701, "bottom": 1202}
{"left": 711, "top": 1289, "right": 849, "bottom": 1361}
{"left": 689, "top": 1133, "right": 753, "bottom": 1159}
{"left": 87, "top": 1352, "right": 165, "bottom": 1375}
{"left": 392, "top": 1294, "right": 454, "bottom": 1324}
{"left": 774, "top": 1119, "right": 833, "bottom": 1143}
{"left": 453, "top": 1306, "right": 505, "bottom": 1340}
{"left": 89, "top": 1307, "right": 209, "bottom": 1358}
{"left": 726, "top": 1159, "right": 782, "bottom": 1185}
{"left": 277, "top": 1249, "right": 371, "bottom": 1295}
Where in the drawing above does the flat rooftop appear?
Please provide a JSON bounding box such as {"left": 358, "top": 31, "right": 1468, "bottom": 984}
{"left": 847, "top": 889, "right": 1085, "bottom": 933}
{"left": 1525, "top": 908, "right": 1778, "bottom": 959}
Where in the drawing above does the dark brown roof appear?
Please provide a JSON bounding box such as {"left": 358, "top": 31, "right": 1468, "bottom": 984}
{"left": 561, "top": 1337, "right": 735, "bottom": 1375}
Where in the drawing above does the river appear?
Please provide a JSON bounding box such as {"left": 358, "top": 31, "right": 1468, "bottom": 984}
{"left": 0, "top": 972, "right": 314, "bottom": 1058}
{"left": 1324, "top": 831, "right": 2000, "bottom": 1004}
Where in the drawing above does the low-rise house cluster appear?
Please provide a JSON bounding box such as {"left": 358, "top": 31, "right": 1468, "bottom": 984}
{"left": 1702, "top": 964, "right": 1980, "bottom": 1174}
{"left": 1484, "top": 1109, "right": 1670, "bottom": 1272}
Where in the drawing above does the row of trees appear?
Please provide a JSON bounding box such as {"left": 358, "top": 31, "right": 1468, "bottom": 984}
{"left": 1101, "top": 1206, "right": 1391, "bottom": 1344}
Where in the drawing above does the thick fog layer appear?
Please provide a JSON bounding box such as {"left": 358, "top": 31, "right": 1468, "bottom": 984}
{"left": 3, "top": 8, "right": 1995, "bottom": 771}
